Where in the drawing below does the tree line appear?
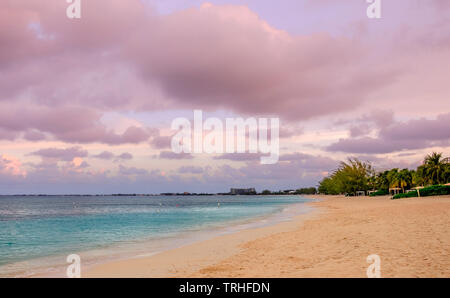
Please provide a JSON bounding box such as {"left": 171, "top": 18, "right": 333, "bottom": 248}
{"left": 318, "top": 152, "right": 450, "bottom": 196}
{"left": 261, "top": 187, "right": 317, "bottom": 195}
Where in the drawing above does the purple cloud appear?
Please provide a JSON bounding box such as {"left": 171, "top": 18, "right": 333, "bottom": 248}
{"left": 327, "top": 113, "right": 450, "bottom": 154}
{"left": 92, "top": 151, "right": 116, "bottom": 160}
{"left": 381, "top": 113, "right": 450, "bottom": 142}
{"left": 29, "top": 147, "right": 88, "bottom": 161}
{"left": 119, "top": 165, "right": 148, "bottom": 176}
{"left": 0, "top": 105, "right": 155, "bottom": 145}
{"left": 326, "top": 137, "right": 423, "bottom": 154}
{"left": 213, "top": 153, "right": 262, "bottom": 162}
{"left": 178, "top": 166, "right": 204, "bottom": 174}
{"left": 92, "top": 151, "right": 133, "bottom": 161}
{"left": 150, "top": 135, "right": 172, "bottom": 149}
{"left": 117, "top": 153, "right": 133, "bottom": 160}
{"left": 159, "top": 151, "right": 194, "bottom": 160}
{"left": 23, "top": 130, "right": 47, "bottom": 141}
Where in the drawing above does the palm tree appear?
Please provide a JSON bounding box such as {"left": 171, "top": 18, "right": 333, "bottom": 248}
{"left": 375, "top": 170, "right": 390, "bottom": 191}
{"left": 398, "top": 169, "right": 412, "bottom": 193}
{"left": 423, "top": 152, "right": 449, "bottom": 185}
{"left": 387, "top": 169, "right": 400, "bottom": 189}
{"left": 412, "top": 167, "right": 425, "bottom": 187}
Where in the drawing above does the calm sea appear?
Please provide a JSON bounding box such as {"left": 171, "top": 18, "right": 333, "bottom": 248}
{"left": 0, "top": 195, "right": 312, "bottom": 277}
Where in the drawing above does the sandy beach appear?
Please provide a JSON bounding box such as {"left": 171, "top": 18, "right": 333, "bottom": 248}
{"left": 85, "top": 195, "right": 450, "bottom": 278}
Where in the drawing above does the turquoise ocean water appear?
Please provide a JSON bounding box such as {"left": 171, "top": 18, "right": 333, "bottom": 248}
{"left": 0, "top": 195, "right": 312, "bottom": 277}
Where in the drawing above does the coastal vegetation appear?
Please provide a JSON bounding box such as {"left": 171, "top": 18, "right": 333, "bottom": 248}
{"left": 260, "top": 188, "right": 317, "bottom": 195}
{"left": 392, "top": 185, "right": 450, "bottom": 200}
{"left": 318, "top": 152, "right": 450, "bottom": 197}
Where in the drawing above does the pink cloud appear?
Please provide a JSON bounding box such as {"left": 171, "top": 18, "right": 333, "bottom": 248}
{"left": 0, "top": 154, "right": 27, "bottom": 177}
{"left": 0, "top": 0, "right": 449, "bottom": 194}
{"left": 56, "top": 125, "right": 154, "bottom": 145}
{"left": 0, "top": 104, "right": 155, "bottom": 144}
{"left": 1, "top": 0, "right": 449, "bottom": 130}
{"left": 126, "top": 3, "right": 392, "bottom": 120}
{"left": 202, "top": 152, "right": 338, "bottom": 189}
{"left": 0, "top": 1, "right": 403, "bottom": 127}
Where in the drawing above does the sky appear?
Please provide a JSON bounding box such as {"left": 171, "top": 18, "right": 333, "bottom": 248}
{"left": 0, "top": 0, "right": 449, "bottom": 194}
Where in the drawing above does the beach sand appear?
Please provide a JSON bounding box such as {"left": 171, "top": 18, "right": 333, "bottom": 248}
{"left": 85, "top": 195, "right": 450, "bottom": 278}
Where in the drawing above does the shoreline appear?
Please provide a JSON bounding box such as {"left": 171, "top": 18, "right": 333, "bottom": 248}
{"left": 13, "top": 197, "right": 313, "bottom": 278}
{"left": 85, "top": 195, "right": 450, "bottom": 278}
{"left": 84, "top": 198, "right": 320, "bottom": 278}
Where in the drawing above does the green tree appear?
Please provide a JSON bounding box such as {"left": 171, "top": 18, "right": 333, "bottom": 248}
{"left": 387, "top": 169, "right": 400, "bottom": 189}
{"left": 375, "top": 170, "right": 390, "bottom": 191}
{"left": 318, "top": 177, "right": 340, "bottom": 195}
{"left": 295, "top": 187, "right": 317, "bottom": 195}
{"left": 423, "top": 152, "right": 449, "bottom": 185}
{"left": 317, "top": 152, "right": 449, "bottom": 196}
{"left": 398, "top": 169, "right": 412, "bottom": 193}
{"left": 318, "top": 159, "right": 374, "bottom": 195}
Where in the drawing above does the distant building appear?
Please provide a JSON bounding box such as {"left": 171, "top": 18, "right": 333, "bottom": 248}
{"left": 230, "top": 188, "right": 256, "bottom": 195}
